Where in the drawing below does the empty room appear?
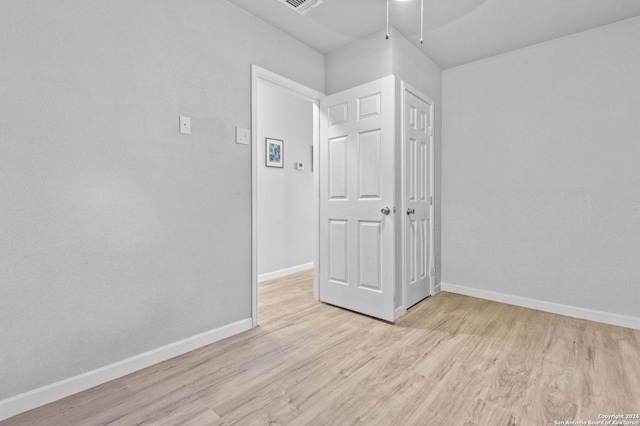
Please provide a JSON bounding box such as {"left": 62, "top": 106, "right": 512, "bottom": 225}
{"left": 1, "top": 0, "right": 639, "bottom": 425}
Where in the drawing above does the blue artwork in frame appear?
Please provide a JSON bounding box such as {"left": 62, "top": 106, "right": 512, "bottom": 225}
{"left": 265, "top": 138, "right": 284, "bottom": 168}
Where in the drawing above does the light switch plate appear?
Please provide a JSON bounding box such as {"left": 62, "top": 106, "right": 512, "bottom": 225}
{"left": 296, "top": 162, "right": 305, "bottom": 171}
{"left": 179, "top": 116, "right": 191, "bottom": 135}
{"left": 236, "top": 127, "right": 250, "bottom": 145}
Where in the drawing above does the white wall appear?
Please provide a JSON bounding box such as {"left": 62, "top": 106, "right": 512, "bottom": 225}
{"left": 442, "top": 17, "right": 640, "bottom": 322}
{"left": 0, "top": 0, "right": 323, "bottom": 403}
{"left": 257, "top": 80, "right": 314, "bottom": 276}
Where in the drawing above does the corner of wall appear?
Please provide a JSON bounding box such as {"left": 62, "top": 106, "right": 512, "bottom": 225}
{"left": 324, "top": 29, "right": 392, "bottom": 95}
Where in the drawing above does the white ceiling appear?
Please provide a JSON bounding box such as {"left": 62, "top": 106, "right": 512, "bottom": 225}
{"left": 227, "top": 0, "right": 640, "bottom": 69}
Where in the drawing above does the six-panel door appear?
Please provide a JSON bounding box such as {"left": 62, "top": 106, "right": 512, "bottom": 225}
{"left": 319, "top": 76, "right": 395, "bottom": 322}
{"left": 404, "top": 87, "right": 433, "bottom": 308}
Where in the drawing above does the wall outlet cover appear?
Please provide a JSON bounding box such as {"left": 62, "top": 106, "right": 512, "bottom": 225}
{"left": 179, "top": 116, "right": 191, "bottom": 135}
{"left": 236, "top": 127, "right": 250, "bottom": 145}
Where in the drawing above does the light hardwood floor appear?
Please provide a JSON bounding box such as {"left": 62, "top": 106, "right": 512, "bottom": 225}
{"left": 4, "top": 270, "right": 640, "bottom": 425}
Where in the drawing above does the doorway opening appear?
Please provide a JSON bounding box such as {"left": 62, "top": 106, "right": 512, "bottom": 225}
{"left": 251, "top": 66, "right": 322, "bottom": 326}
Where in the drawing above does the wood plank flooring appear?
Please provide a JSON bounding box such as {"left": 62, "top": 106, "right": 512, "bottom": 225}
{"left": 4, "top": 269, "right": 640, "bottom": 425}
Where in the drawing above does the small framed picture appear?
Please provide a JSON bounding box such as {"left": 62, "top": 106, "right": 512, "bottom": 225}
{"left": 265, "top": 138, "right": 284, "bottom": 168}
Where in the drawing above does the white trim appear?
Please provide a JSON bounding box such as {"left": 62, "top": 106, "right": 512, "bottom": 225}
{"left": 428, "top": 91, "right": 436, "bottom": 296}
{"left": 251, "top": 67, "right": 259, "bottom": 328}
{"left": 441, "top": 282, "right": 640, "bottom": 330}
{"left": 258, "top": 262, "right": 314, "bottom": 282}
{"left": 251, "top": 65, "right": 323, "bottom": 327}
{"left": 313, "top": 94, "right": 322, "bottom": 301}
{"left": 394, "top": 306, "right": 406, "bottom": 320}
{"left": 399, "top": 81, "right": 436, "bottom": 319}
{"left": 0, "top": 318, "right": 252, "bottom": 422}
{"left": 398, "top": 81, "right": 406, "bottom": 319}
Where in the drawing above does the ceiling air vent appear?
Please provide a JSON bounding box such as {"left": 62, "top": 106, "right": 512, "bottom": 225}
{"left": 278, "top": 0, "right": 324, "bottom": 15}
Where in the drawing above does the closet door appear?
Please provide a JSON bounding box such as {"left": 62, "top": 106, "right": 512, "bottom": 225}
{"left": 404, "top": 84, "right": 434, "bottom": 308}
{"left": 319, "top": 76, "right": 396, "bottom": 322}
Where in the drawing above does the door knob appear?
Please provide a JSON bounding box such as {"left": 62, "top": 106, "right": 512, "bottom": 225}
{"left": 407, "top": 208, "right": 415, "bottom": 215}
{"left": 381, "top": 206, "right": 391, "bottom": 215}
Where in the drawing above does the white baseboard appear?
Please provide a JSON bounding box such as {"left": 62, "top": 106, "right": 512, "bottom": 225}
{"left": 0, "top": 318, "right": 253, "bottom": 422}
{"left": 258, "top": 262, "right": 314, "bottom": 282}
{"left": 440, "top": 282, "right": 640, "bottom": 330}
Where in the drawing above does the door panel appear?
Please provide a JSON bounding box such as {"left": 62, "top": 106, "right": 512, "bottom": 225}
{"left": 408, "top": 217, "right": 416, "bottom": 283}
{"left": 420, "top": 218, "right": 428, "bottom": 279}
{"left": 329, "top": 220, "right": 349, "bottom": 284}
{"left": 405, "top": 88, "right": 433, "bottom": 309}
{"left": 358, "top": 130, "right": 381, "bottom": 199}
{"left": 358, "top": 93, "right": 381, "bottom": 119}
{"left": 329, "top": 103, "right": 348, "bottom": 126}
{"left": 408, "top": 138, "right": 417, "bottom": 202}
{"left": 320, "top": 76, "right": 395, "bottom": 322}
{"left": 358, "top": 220, "right": 382, "bottom": 292}
{"left": 329, "top": 137, "right": 349, "bottom": 199}
{"left": 420, "top": 141, "right": 429, "bottom": 201}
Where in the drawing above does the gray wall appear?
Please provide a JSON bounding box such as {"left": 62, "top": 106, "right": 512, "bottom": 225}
{"left": 442, "top": 17, "right": 640, "bottom": 318}
{"left": 257, "top": 80, "right": 314, "bottom": 275}
{"left": 324, "top": 29, "right": 392, "bottom": 95}
{"left": 0, "top": 0, "right": 323, "bottom": 401}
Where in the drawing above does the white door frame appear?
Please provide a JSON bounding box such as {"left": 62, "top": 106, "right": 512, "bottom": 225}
{"left": 251, "top": 65, "right": 323, "bottom": 327}
{"left": 398, "top": 81, "right": 435, "bottom": 318}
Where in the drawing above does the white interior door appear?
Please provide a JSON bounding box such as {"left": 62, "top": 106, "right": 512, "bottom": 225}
{"left": 319, "top": 76, "right": 395, "bottom": 322}
{"left": 404, "top": 85, "right": 434, "bottom": 309}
